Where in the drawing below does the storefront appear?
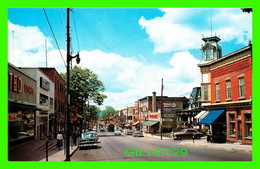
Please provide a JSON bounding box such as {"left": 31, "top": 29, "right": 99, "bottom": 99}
{"left": 8, "top": 63, "right": 37, "bottom": 146}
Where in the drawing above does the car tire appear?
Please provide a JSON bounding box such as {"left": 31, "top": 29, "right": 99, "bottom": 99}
{"left": 196, "top": 136, "right": 201, "bottom": 139}
{"left": 177, "top": 136, "right": 182, "bottom": 140}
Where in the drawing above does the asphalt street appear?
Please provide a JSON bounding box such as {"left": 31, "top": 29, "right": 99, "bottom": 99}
{"left": 73, "top": 131, "right": 252, "bottom": 161}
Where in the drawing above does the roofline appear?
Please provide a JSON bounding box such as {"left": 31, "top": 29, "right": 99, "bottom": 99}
{"left": 198, "top": 45, "right": 252, "bottom": 67}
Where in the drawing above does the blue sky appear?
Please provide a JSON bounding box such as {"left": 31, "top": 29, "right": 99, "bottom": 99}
{"left": 8, "top": 8, "right": 252, "bottom": 110}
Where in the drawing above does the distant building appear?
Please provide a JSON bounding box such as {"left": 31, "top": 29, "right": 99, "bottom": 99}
{"left": 135, "top": 92, "right": 188, "bottom": 132}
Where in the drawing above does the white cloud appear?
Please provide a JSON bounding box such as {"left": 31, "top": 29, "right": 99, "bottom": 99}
{"left": 8, "top": 20, "right": 201, "bottom": 110}
{"left": 77, "top": 50, "right": 200, "bottom": 110}
{"left": 8, "top": 21, "right": 66, "bottom": 72}
{"left": 138, "top": 8, "right": 252, "bottom": 53}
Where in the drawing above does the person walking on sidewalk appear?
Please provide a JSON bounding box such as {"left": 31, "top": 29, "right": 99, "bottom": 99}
{"left": 56, "top": 131, "right": 63, "bottom": 150}
{"left": 206, "top": 129, "right": 212, "bottom": 143}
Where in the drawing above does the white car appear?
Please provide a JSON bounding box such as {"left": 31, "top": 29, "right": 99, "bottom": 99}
{"left": 114, "top": 130, "right": 121, "bottom": 135}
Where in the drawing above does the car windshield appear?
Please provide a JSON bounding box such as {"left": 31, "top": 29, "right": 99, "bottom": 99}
{"left": 82, "top": 133, "right": 96, "bottom": 138}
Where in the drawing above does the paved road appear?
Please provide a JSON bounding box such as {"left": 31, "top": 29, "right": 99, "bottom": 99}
{"left": 73, "top": 132, "right": 252, "bottom": 161}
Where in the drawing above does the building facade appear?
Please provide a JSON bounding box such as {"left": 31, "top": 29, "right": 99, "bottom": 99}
{"left": 198, "top": 36, "right": 252, "bottom": 143}
{"left": 20, "top": 68, "right": 55, "bottom": 140}
{"left": 8, "top": 63, "right": 37, "bottom": 145}
{"left": 39, "top": 68, "right": 66, "bottom": 136}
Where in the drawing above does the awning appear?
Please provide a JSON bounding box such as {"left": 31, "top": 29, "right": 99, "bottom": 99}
{"left": 142, "top": 121, "right": 159, "bottom": 126}
{"left": 132, "top": 121, "right": 140, "bottom": 126}
{"left": 195, "top": 111, "right": 209, "bottom": 119}
{"left": 199, "top": 109, "right": 226, "bottom": 125}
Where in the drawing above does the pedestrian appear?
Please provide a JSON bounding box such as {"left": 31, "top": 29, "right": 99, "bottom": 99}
{"left": 72, "top": 132, "right": 78, "bottom": 146}
{"left": 171, "top": 129, "right": 174, "bottom": 140}
{"left": 56, "top": 131, "right": 63, "bottom": 150}
{"left": 206, "top": 129, "right": 212, "bottom": 143}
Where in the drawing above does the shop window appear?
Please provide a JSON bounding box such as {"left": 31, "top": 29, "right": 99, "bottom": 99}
{"left": 239, "top": 77, "right": 245, "bottom": 99}
{"left": 226, "top": 80, "right": 232, "bottom": 100}
{"left": 229, "top": 114, "right": 236, "bottom": 137}
{"left": 245, "top": 114, "right": 252, "bottom": 139}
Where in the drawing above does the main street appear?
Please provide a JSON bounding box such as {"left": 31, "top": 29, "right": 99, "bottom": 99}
{"left": 73, "top": 131, "right": 252, "bottom": 161}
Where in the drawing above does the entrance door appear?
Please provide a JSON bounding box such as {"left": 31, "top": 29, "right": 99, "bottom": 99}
{"left": 238, "top": 121, "right": 242, "bottom": 141}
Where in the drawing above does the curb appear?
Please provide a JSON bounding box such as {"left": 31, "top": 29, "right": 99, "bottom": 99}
{"left": 179, "top": 142, "right": 252, "bottom": 153}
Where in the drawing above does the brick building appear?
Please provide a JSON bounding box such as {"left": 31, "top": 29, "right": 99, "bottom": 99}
{"left": 198, "top": 36, "right": 252, "bottom": 143}
{"left": 39, "top": 68, "right": 66, "bottom": 136}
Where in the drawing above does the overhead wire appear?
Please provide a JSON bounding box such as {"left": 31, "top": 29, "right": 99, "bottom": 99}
{"left": 43, "top": 8, "right": 67, "bottom": 68}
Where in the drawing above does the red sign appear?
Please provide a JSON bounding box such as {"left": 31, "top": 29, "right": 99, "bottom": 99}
{"left": 69, "top": 106, "right": 78, "bottom": 121}
{"left": 150, "top": 114, "right": 158, "bottom": 118}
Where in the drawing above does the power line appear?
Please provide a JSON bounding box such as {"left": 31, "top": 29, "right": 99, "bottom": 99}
{"left": 43, "top": 8, "right": 66, "bottom": 67}
{"left": 71, "top": 9, "right": 80, "bottom": 52}
{"left": 72, "top": 9, "right": 112, "bottom": 53}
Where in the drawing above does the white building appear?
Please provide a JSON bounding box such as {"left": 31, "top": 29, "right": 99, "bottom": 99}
{"left": 20, "top": 68, "right": 54, "bottom": 139}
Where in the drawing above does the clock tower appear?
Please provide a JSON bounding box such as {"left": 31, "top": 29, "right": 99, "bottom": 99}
{"left": 201, "top": 35, "right": 222, "bottom": 62}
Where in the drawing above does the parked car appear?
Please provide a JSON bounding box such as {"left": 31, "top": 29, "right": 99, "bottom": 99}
{"left": 114, "top": 130, "right": 122, "bottom": 135}
{"left": 100, "top": 128, "right": 105, "bottom": 132}
{"left": 78, "top": 132, "right": 100, "bottom": 149}
{"left": 172, "top": 128, "right": 204, "bottom": 140}
{"left": 133, "top": 131, "right": 143, "bottom": 137}
{"left": 124, "top": 129, "right": 133, "bottom": 135}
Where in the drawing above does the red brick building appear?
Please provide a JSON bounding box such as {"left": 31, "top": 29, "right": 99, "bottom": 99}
{"left": 39, "top": 68, "right": 66, "bottom": 135}
{"left": 198, "top": 36, "right": 252, "bottom": 143}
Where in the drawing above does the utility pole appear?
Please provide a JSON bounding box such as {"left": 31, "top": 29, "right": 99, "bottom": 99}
{"left": 65, "top": 8, "right": 80, "bottom": 161}
{"left": 65, "top": 8, "right": 71, "bottom": 161}
{"left": 160, "top": 78, "right": 163, "bottom": 140}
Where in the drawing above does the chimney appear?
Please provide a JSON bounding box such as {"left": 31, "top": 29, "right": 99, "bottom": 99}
{"left": 152, "top": 92, "right": 156, "bottom": 112}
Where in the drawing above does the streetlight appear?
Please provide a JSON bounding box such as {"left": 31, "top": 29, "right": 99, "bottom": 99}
{"left": 65, "top": 8, "right": 80, "bottom": 161}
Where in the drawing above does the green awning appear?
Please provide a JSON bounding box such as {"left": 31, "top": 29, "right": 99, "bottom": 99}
{"left": 142, "top": 121, "right": 159, "bottom": 126}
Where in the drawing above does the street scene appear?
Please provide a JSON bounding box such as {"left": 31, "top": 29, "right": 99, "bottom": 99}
{"left": 7, "top": 8, "right": 252, "bottom": 163}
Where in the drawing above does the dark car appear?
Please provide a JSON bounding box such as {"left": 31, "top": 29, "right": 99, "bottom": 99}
{"left": 78, "top": 132, "right": 100, "bottom": 149}
{"left": 172, "top": 128, "right": 204, "bottom": 140}
{"left": 133, "top": 131, "right": 144, "bottom": 137}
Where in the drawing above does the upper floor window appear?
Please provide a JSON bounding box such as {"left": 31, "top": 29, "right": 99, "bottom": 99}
{"left": 216, "top": 83, "right": 220, "bottom": 101}
{"left": 239, "top": 77, "right": 245, "bottom": 98}
{"left": 226, "top": 80, "right": 232, "bottom": 100}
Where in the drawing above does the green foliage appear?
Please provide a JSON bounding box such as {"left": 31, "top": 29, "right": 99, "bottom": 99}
{"left": 60, "top": 65, "right": 107, "bottom": 109}
{"left": 101, "top": 106, "right": 117, "bottom": 119}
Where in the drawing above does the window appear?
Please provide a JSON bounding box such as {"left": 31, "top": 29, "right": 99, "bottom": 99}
{"left": 229, "top": 114, "right": 236, "bottom": 137}
{"left": 203, "top": 85, "right": 209, "bottom": 101}
{"left": 216, "top": 83, "right": 220, "bottom": 101}
{"left": 40, "top": 93, "right": 49, "bottom": 106}
{"left": 239, "top": 77, "right": 245, "bottom": 98}
{"left": 245, "top": 114, "right": 252, "bottom": 139}
{"left": 205, "top": 49, "right": 213, "bottom": 61}
{"left": 226, "top": 80, "right": 232, "bottom": 100}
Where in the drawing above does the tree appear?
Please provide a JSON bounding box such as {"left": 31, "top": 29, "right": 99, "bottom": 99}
{"left": 60, "top": 65, "right": 107, "bottom": 114}
{"left": 101, "top": 106, "right": 118, "bottom": 120}
{"left": 88, "top": 105, "right": 100, "bottom": 122}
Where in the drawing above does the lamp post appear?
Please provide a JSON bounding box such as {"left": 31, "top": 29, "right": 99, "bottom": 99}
{"left": 65, "top": 8, "right": 80, "bottom": 161}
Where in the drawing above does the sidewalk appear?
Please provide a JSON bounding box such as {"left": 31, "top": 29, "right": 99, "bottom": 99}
{"left": 144, "top": 134, "right": 252, "bottom": 154}
{"left": 8, "top": 139, "right": 78, "bottom": 161}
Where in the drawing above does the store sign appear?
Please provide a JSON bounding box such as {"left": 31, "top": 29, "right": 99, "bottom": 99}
{"left": 163, "top": 114, "right": 175, "bottom": 118}
{"left": 149, "top": 112, "right": 160, "bottom": 121}
{"left": 40, "top": 77, "right": 50, "bottom": 91}
{"left": 8, "top": 113, "right": 22, "bottom": 121}
{"left": 70, "top": 106, "right": 78, "bottom": 121}
{"left": 8, "top": 72, "right": 22, "bottom": 93}
{"left": 164, "top": 103, "right": 176, "bottom": 107}
{"left": 9, "top": 72, "right": 35, "bottom": 95}
{"left": 150, "top": 114, "right": 158, "bottom": 119}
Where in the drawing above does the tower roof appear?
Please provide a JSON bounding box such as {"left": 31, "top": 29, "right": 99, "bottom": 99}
{"left": 202, "top": 36, "right": 221, "bottom": 43}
